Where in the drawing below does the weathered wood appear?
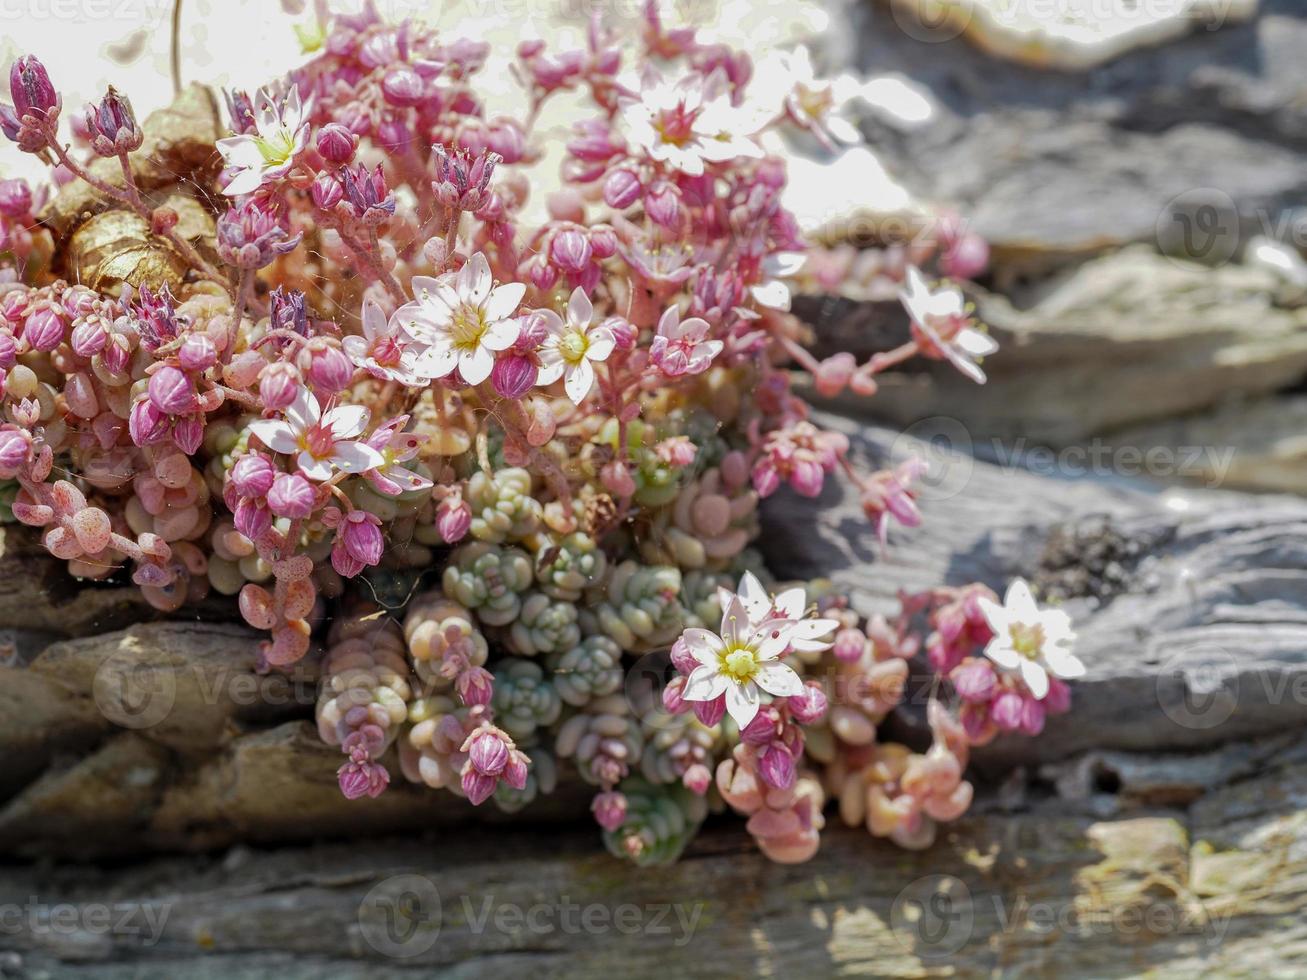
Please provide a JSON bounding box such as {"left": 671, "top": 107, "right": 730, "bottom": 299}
{"left": 3, "top": 732, "right": 1306, "bottom": 977}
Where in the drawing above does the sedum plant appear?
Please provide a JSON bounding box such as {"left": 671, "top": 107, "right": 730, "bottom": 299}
{"left": 0, "top": 1, "right": 1077, "bottom": 865}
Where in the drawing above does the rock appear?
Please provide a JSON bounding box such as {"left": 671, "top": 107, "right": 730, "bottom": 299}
{"left": 5, "top": 733, "right": 1307, "bottom": 976}
{"left": 760, "top": 410, "right": 1307, "bottom": 768}
{"left": 0, "top": 526, "right": 157, "bottom": 637}
{"left": 25, "top": 621, "right": 314, "bottom": 753}
{"left": 819, "top": 0, "right": 1307, "bottom": 269}
{"left": 807, "top": 247, "right": 1307, "bottom": 445}
{"left": 1111, "top": 395, "right": 1307, "bottom": 494}
{"left": 883, "top": 0, "right": 1258, "bottom": 71}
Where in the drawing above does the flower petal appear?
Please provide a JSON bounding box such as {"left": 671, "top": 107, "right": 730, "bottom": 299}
{"left": 755, "top": 661, "right": 804, "bottom": 698}
{"left": 1019, "top": 658, "right": 1050, "bottom": 699}
{"left": 247, "top": 419, "right": 298, "bottom": 455}
{"left": 484, "top": 281, "right": 526, "bottom": 322}
{"left": 563, "top": 359, "right": 594, "bottom": 404}
{"left": 683, "top": 665, "right": 728, "bottom": 702}
{"left": 983, "top": 640, "right": 1020, "bottom": 670}
{"left": 724, "top": 681, "right": 761, "bottom": 728}
{"left": 324, "top": 405, "right": 369, "bottom": 440}
{"left": 331, "top": 440, "right": 385, "bottom": 474}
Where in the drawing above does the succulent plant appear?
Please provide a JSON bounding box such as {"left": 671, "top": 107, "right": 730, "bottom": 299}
{"left": 442, "top": 541, "right": 534, "bottom": 626}
{"left": 582, "top": 560, "right": 685, "bottom": 651}
{"left": 403, "top": 591, "right": 489, "bottom": 691}
{"left": 550, "top": 635, "right": 625, "bottom": 707}
{"left": 640, "top": 466, "right": 757, "bottom": 569}
{"left": 493, "top": 746, "right": 557, "bottom": 814}
{"left": 466, "top": 467, "right": 541, "bottom": 543}
{"left": 532, "top": 530, "right": 607, "bottom": 601}
{"left": 555, "top": 693, "right": 643, "bottom": 788}
{"left": 491, "top": 657, "right": 562, "bottom": 742}
{"left": 505, "top": 590, "right": 581, "bottom": 657}
{"left": 602, "top": 777, "right": 708, "bottom": 867}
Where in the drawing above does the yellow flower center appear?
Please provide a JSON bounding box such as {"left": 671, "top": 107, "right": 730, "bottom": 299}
{"left": 1009, "top": 622, "right": 1045, "bottom": 660}
{"left": 449, "top": 306, "right": 489, "bottom": 351}
{"left": 255, "top": 127, "right": 297, "bottom": 167}
{"left": 718, "top": 644, "right": 761, "bottom": 684}
{"left": 559, "top": 329, "right": 589, "bottom": 366}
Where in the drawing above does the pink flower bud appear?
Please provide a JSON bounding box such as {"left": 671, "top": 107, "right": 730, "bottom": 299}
{"left": 230, "top": 452, "right": 276, "bottom": 497}
{"left": 1043, "top": 677, "right": 1072, "bottom": 714}
{"left": 591, "top": 790, "right": 627, "bottom": 831}
{"left": 990, "top": 691, "right": 1024, "bottom": 731}
{"left": 503, "top": 751, "right": 529, "bottom": 790}
{"left": 951, "top": 659, "right": 997, "bottom": 703}
{"left": 258, "top": 362, "right": 300, "bottom": 411}
{"left": 381, "top": 68, "right": 425, "bottom": 107}
{"left": 461, "top": 768, "right": 497, "bottom": 805}
{"left": 316, "top": 123, "right": 356, "bottom": 163}
{"left": 310, "top": 171, "right": 343, "bottom": 210}
{"left": 456, "top": 666, "right": 494, "bottom": 706}
{"left": 669, "top": 636, "right": 697, "bottom": 674}
{"left": 304, "top": 341, "right": 352, "bottom": 394}
{"left": 644, "top": 181, "right": 682, "bottom": 228}
{"left": 268, "top": 472, "right": 315, "bottom": 519}
{"left": 178, "top": 333, "right": 217, "bottom": 371}
{"left": 759, "top": 744, "right": 796, "bottom": 790}
{"left": 601, "top": 315, "right": 637, "bottom": 351}
{"left": 693, "top": 694, "right": 726, "bottom": 727}
{"left": 341, "top": 510, "right": 383, "bottom": 566}
{"left": 528, "top": 255, "right": 558, "bottom": 291}
{"left": 232, "top": 497, "right": 271, "bottom": 541}
{"left": 490, "top": 353, "right": 537, "bottom": 399}
{"left": 603, "top": 168, "right": 641, "bottom": 209}
{"left": 0, "top": 427, "right": 31, "bottom": 477}
{"left": 788, "top": 681, "right": 829, "bottom": 724}
{"left": 69, "top": 318, "right": 107, "bottom": 357}
{"left": 10, "top": 56, "right": 58, "bottom": 120}
{"left": 338, "top": 754, "right": 389, "bottom": 799}
{"left": 682, "top": 763, "right": 712, "bottom": 796}
{"left": 661, "top": 676, "right": 688, "bottom": 714}
{"left": 128, "top": 397, "right": 168, "bottom": 446}
{"left": 0, "top": 179, "right": 31, "bottom": 217}
{"left": 1019, "top": 695, "right": 1046, "bottom": 736}
{"left": 173, "top": 415, "right": 203, "bottom": 455}
{"left": 147, "top": 366, "right": 195, "bottom": 415}
{"left": 23, "top": 307, "right": 64, "bottom": 351}
{"left": 436, "top": 495, "right": 472, "bottom": 544}
{"left": 467, "top": 729, "right": 509, "bottom": 775}
{"left": 833, "top": 627, "right": 866, "bottom": 663}
{"left": 549, "top": 229, "right": 592, "bottom": 275}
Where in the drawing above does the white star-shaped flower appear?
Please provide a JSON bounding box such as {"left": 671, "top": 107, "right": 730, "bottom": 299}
{"left": 977, "top": 578, "right": 1083, "bottom": 700}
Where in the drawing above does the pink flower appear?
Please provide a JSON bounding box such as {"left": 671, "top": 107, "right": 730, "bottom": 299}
{"left": 247, "top": 388, "right": 383, "bottom": 481}
{"left": 536, "top": 287, "right": 615, "bottom": 404}
{"left": 361, "top": 415, "right": 432, "bottom": 496}
{"left": 621, "top": 71, "right": 761, "bottom": 177}
{"left": 216, "top": 86, "right": 310, "bottom": 196}
{"left": 650, "top": 304, "right": 722, "bottom": 377}
{"left": 343, "top": 298, "right": 422, "bottom": 385}
{"left": 393, "top": 252, "right": 524, "bottom": 385}
{"left": 751, "top": 421, "right": 847, "bottom": 499}
{"left": 899, "top": 266, "right": 998, "bottom": 385}
{"left": 859, "top": 457, "right": 926, "bottom": 548}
